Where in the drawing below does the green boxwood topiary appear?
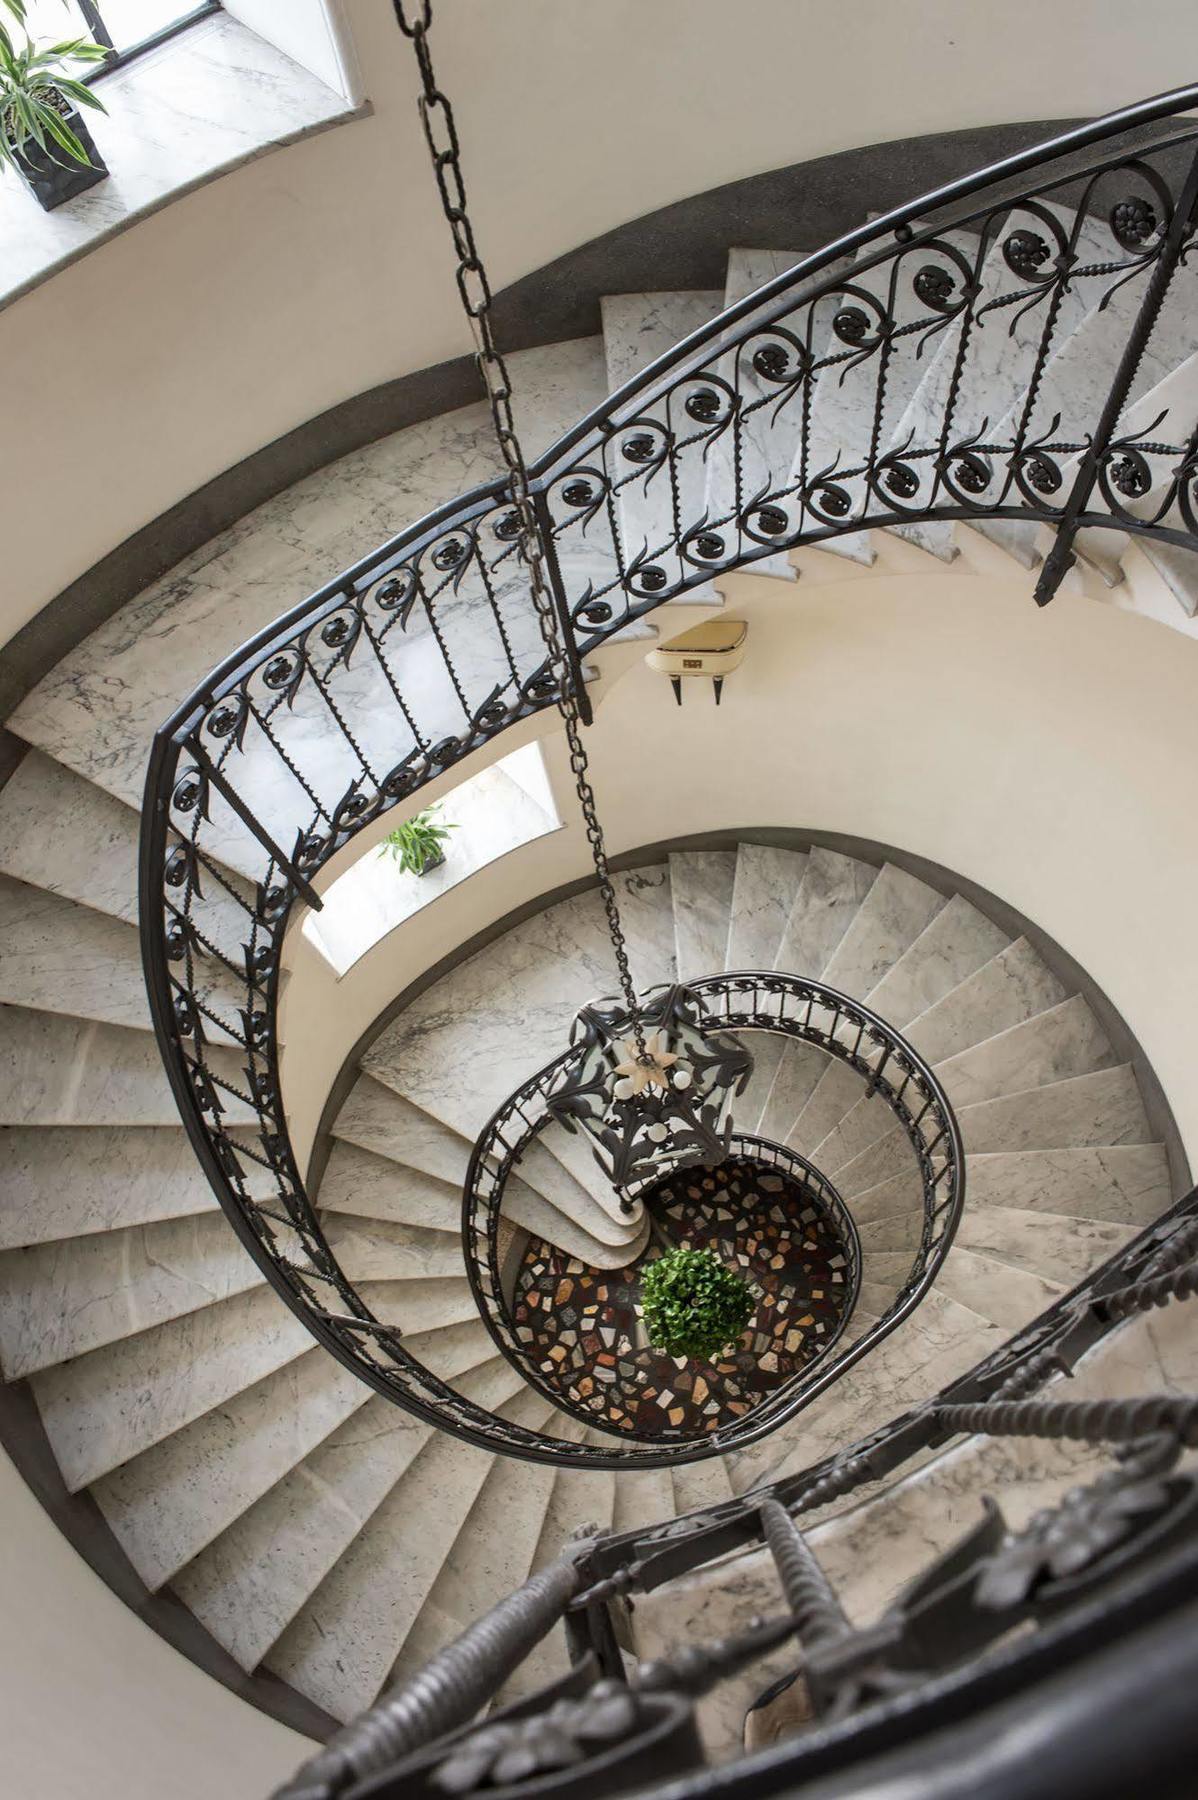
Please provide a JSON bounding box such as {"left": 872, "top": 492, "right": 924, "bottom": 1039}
{"left": 639, "top": 1245, "right": 754, "bottom": 1361}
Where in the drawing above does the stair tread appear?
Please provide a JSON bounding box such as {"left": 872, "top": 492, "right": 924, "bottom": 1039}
{"left": 0, "top": 1210, "right": 264, "bottom": 1378}
{"left": 264, "top": 1382, "right": 545, "bottom": 1720}
{"left": 0, "top": 1004, "right": 254, "bottom": 1126}
{"left": 726, "top": 844, "right": 809, "bottom": 970}
{"left": 172, "top": 1325, "right": 502, "bottom": 1671}
{"left": 774, "top": 847, "right": 875, "bottom": 978}
{"left": 669, "top": 848, "right": 737, "bottom": 980}
{"left": 0, "top": 1125, "right": 223, "bottom": 1248}
{"left": 0, "top": 874, "right": 244, "bottom": 1042}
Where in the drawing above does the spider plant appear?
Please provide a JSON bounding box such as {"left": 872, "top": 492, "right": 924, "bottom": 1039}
{"left": 378, "top": 805, "right": 457, "bottom": 877}
{"left": 0, "top": 4, "right": 107, "bottom": 175}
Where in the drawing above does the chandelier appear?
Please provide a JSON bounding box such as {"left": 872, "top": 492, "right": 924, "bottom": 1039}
{"left": 394, "top": 0, "right": 752, "bottom": 1198}
{"left": 546, "top": 984, "right": 753, "bottom": 1195}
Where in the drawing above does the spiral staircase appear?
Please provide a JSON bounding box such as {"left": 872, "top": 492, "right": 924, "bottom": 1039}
{"left": 1, "top": 85, "right": 1198, "bottom": 1795}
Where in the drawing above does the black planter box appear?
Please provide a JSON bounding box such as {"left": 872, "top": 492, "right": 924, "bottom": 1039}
{"left": 10, "top": 109, "right": 107, "bottom": 211}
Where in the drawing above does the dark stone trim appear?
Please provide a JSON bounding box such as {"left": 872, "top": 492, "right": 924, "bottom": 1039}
{"left": 0, "top": 1378, "right": 339, "bottom": 1744}
{"left": 310, "top": 827, "right": 1190, "bottom": 1204}
{"left": 0, "top": 117, "right": 1081, "bottom": 726}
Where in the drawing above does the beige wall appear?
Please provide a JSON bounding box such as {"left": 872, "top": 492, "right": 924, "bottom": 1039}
{"left": 3, "top": 0, "right": 1197, "bottom": 650}
{"left": 282, "top": 541, "right": 1198, "bottom": 1175}
{"left": 0, "top": 1448, "right": 313, "bottom": 1799}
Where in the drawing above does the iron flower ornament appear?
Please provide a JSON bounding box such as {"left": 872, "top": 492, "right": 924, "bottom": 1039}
{"left": 545, "top": 982, "right": 753, "bottom": 1196}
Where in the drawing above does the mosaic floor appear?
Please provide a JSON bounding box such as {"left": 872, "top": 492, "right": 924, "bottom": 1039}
{"left": 511, "top": 1155, "right": 855, "bottom": 1438}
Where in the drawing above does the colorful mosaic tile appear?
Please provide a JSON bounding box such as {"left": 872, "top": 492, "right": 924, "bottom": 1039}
{"left": 511, "top": 1156, "right": 854, "bottom": 1438}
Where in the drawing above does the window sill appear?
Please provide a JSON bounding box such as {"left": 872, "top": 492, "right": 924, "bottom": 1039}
{"left": 303, "top": 745, "right": 564, "bottom": 978}
{"left": 0, "top": 11, "right": 367, "bottom": 314}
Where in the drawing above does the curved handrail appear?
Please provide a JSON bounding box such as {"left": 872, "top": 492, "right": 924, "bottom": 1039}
{"left": 141, "top": 88, "right": 1198, "bottom": 1467}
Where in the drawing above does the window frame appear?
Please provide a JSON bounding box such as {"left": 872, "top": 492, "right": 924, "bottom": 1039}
{"left": 74, "top": 0, "right": 221, "bottom": 81}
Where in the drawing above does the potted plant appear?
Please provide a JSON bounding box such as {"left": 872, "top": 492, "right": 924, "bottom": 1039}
{"left": 639, "top": 1245, "right": 754, "bottom": 1361}
{"left": 378, "top": 805, "right": 457, "bottom": 877}
{"left": 0, "top": 0, "right": 108, "bottom": 211}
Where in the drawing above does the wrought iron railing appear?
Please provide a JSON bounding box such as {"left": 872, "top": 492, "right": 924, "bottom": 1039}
{"left": 142, "top": 87, "right": 1198, "bottom": 1467}
{"left": 463, "top": 975, "right": 957, "bottom": 1457}
{"left": 272, "top": 1182, "right": 1198, "bottom": 1800}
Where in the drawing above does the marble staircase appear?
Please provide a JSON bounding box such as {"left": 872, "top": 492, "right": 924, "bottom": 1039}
{"left": 0, "top": 232, "right": 1190, "bottom": 1734}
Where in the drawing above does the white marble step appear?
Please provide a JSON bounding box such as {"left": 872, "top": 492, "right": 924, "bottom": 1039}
{"left": 0, "top": 875, "right": 244, "bottom": 1043}
{"left": 601, "top": 291, "right": 726, "bottom": 604}
{"left": 100, "top": 1318, "right": 494, "bottom": 1598}
{"left": 319, "top": 1137, "right": 644, "bottom": 1269}
{"left": 389, "top": 1431, "right": 562, "bottom": 1687}
{"left": 963, "top": 1144, "right": 1172, "bottom": 1223}
{"left": 726, "top": 844, "right": 809, "bottom": 970}
{"left": 864, "top": 893, "right": 1010, "bottom": 1027}
{"left": 0, "top": 1125, "right": 222, "bottom": 1248}
{"left": 612, "top": 1462, "right": 677, "bottom": 1536}
{"left": 972, "top": 249, "right": 1198, "bottom": 568}
{"left": 773, "top": 847, "right": 875, "bottom": 978}
{"left": 0, "top": 1210, "right": 264, "bottom": 1378}
{"left": 882, "top": 203, "right": 1114, "bottom": 560}
{"left": 6, "top": 342, "right": 611, "bottom": 843}
{"left": 0, "top": 1005, "right": 254, "bottom": 1127}
{"left": 266, "top": 1381, "right": 549, "bottom": 1721}
{"left": 794, "top": 226, "right": 980, "bottom": 566}
{"left": 493, "top": 1416, "right": 618, "bottom": 1708}
{"left": 818, "top": 864, "right": 945, "bottom": 997}
{"left": 757, "top": 1040, "right": 833, "bottom": 1144}
{"left": 957, "top": 1063, "right": 1152, "bottom": 1153}
{"left": 903, "top": 935, "right": 1069, "bottom": 1065}
{"left": 1140, "top": 539, "right": 1198, "bottom": 616}
{"left": 0, "top": 748, "right": 256, "bottom": 952}
{"left": 361, "top": 871, "right": 676, "bottom": 1225}
{"left": 935, "top": 1244, "right": 1068, "bottom": 1329}
{"left": 731, "top": 1286, "right": 1006, "bottom": 1493}
{"left": 31, "top": 1281, "right": 316, "bottom": 1491}
{"left": 732, "top": 1031, "right": 790, "bottom": 1135}
{"left": 954, "top": 1204, "right": 1138, "bottom": 1285}
{"left": 785, "top": 866, "right": 950, "bottom": 1150}
{"left": 934, "top": 993, "right": 1115, "bottom": 1108}
{"left": 703, "top": 248, "right": 814, "bottom": 580}
{"left": 778, "top": 894, "right": 1010, "bottom": 1150}
{"left": 0, "top": 749, "right": 144, "bottom": 927}
{"left": 321, "top": 1214, "right": 464, "bottom": 1284}
{"left": 669, "top": 848, "right": 737, "bottom": 980}
{"left": 175, "top": 1341, "right": 511, "bottom": 1672}
{"left": 810, "top": 990, "right": 1110, "bottom": 1179}
{"left": 671, "top": 1452, "right": 736, "bottom": 1515}
{"left": 333, "top": 1073, "right": 638, "bottom": 1250}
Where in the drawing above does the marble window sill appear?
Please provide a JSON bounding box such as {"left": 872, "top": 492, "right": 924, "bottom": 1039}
{"left": 0, "top": 12, "right": 367, "bottom": 314}
{"left": 303, "top": 744, "right": 564, "bottom": 978}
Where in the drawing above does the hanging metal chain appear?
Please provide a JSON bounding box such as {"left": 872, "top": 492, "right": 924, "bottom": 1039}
{"left": 392, "top": 0, "right": 648, "bottom": 1058}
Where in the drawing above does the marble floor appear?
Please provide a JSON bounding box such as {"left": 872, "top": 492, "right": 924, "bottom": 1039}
{"left": 511, "top": 1154, "right": 854, "bottom": 1439}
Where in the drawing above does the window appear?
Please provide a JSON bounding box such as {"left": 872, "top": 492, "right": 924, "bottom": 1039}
{"left": 20, "top": 0, "right": 220, "bottom": 76}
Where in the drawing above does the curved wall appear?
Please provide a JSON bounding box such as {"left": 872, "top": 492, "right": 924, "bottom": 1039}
{"left": 2, "top": 0, "right": 1196, "bottom": 652}
{"left": 281, "top": 545, "right": 1198, "bottom": 1186}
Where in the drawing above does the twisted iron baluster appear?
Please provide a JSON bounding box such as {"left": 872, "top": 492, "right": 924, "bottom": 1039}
{"left": 935, "top": 1393, "right": 1198, "bottom": 1447}
{"left": 391, "top": 0, "right": 649, "bottom": 1057}
{"left": 759, "top": 1496, "right": 851, "bottom": 1647}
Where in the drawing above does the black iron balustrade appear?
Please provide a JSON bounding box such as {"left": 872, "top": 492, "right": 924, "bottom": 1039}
{"left": 143, "top": 86, "right": 1198, "bottom": 1468}
{"left": 463, "top": 974, "right": 958, "bottom": 1456}
{"left": 272, "top": 1183, "right": 1198, "bottom": 1800}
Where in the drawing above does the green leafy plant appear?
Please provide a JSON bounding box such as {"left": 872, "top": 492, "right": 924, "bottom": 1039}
{"left": 639, "top": 1245, "right": 754, "bottom": 1361}
{"left": 0, "top": 3, "right": 107, "bottom": 175}
{"left": 378, "top": 805, "right": 457, "bottom": 876}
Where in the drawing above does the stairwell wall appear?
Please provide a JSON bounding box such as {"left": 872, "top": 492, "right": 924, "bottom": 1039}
{"left": 281, "top": 553, "right": 1198, "bottom": 1179}
{"left": 2, "top": 0, "right": 1195, "bottom": 656}
{"left": 0, "top": 1447, "right": 313, "bottom": 1799}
